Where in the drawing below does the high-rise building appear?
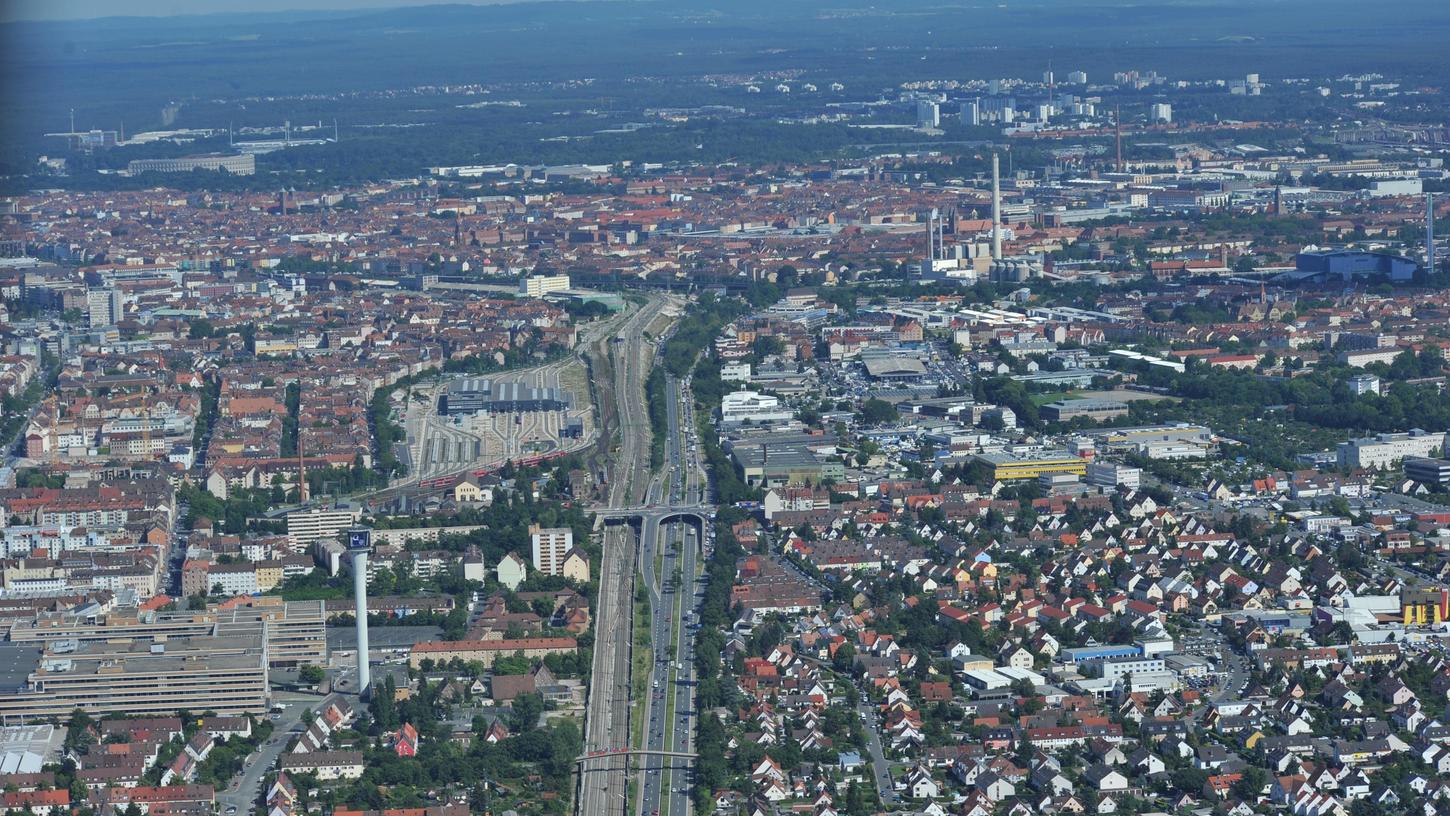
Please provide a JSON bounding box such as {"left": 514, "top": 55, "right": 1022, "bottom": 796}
{"left": 959, "top": 99, "right": 980, "bottom": 127}
{"left": 85, "top": 287, "right": 123, "bottom": 327}
{"left": 530, "top": 524, "right": 574, "bottom": 576}
{"left": 916, "top": 99, "right": 940, "bottom": 129}
{"left": 286, "top": 505, "right": 362, "bottom": 549}
{"left": 1150, "top": 103, "right": 1173, "bottom": 123}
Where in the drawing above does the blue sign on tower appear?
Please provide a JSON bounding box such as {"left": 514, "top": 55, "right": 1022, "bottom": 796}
{"left": 347, "top": 528, "right": 371, "bottom": 551}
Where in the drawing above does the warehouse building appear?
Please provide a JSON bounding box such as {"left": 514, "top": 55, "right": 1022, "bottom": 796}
{"left": 973, "top": 451, "right": 1088, "bottom": 482}
{"left": 440, "top": 378, "right": 572, "bottom": 415}
{"left": 1041, "top": 398, "right": 1129, "bottom": 423}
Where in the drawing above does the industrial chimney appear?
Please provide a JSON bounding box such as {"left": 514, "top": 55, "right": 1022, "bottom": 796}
{"left": 991, "top": 153, "right": 1002, "bottom": 260}
{"left": 1429, "top": 192, "right": 1437, "bottom": 277}
{"left": 346, "top": 526, "right": 373, "bottom": 698}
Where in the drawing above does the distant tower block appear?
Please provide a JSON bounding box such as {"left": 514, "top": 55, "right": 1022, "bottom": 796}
{"left": 347, "top": 526, "right": 373, "bottom": 698}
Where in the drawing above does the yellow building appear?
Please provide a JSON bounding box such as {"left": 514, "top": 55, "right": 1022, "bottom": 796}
{"left": 452, "top": 477, "right": 490, "bottom": 504}
{"left": 975, "top": 452, "right": 1088, "bottom": 482}
{"left": 1402, "top": 587, "right": 1448, "bottom": 625}
{"left": 254, "top": 561, "right": 284, "bottom": 592}
{"left": 561, "top": 549, "right": 590, "bottom": 583}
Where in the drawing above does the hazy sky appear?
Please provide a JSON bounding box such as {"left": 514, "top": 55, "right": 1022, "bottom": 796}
{"left": 5, "top": 0, "right": 540, "bottom": 22}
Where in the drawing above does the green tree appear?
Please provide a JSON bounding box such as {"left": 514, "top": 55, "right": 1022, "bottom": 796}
{"left": 856, "top": 398, "right": 897, "bottom": 426}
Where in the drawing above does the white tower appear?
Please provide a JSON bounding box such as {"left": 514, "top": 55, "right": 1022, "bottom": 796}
{"left": 346, "top": 527, "right": 372, "bottom": 698}
{"left": 1428, "top": 192, "right": 1437, "bottom": 277}
{"left": 991, "top": 153, "right": 1003, "bottom": 260}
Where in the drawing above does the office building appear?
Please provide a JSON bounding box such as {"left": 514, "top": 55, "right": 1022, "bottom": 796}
{"left": 1405, "top": 458, "right": 1450, "bottom": 487}
{"left": 1295, "top": 249, "right": 1418, "bottom": 283}
{"left": 1337, "top": 430, "right": 1446, "bottom": 470}
{"left": 1085, "top": 461, "right": 1141, "bottom": 490}
{"left": 7, "top": 599, "right": 327, "bottom": 668}
{"left": 0, "top": 634, "right": 269, "bottom": 720}
{"left": 1150, "top": 103, "right": 1172, "bottom": 123}
{"left": 1096, "top": 656, "right": 1166, "bottom": 680}
{"left": 126, "top": 154, "right": 255, "bottom": 176}
{"left": 518, "top": 274, "right": 570, "bottom": 298}
{"left": 720, "top": 390, "right": 794, "bottom": 425}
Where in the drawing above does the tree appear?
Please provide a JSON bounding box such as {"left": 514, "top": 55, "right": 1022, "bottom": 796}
{"left": 298, "top": 665, "right": 325, "bottom": 685}
{"left": 510, "top": 691, "right": 545, "bottom": 732}
{"left": 1172, "top": 766, "right": 1208, "bottom": 795}
{"left": 857, "top": 398, "right": 897, "bottom": 426}
{"left": 65, "top": 708, "right": 94, "bottom": 753}
{"left": 1233, "top": 766, "right": 1267, "bottom": 801}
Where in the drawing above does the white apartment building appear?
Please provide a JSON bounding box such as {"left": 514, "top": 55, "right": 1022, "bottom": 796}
{"left": 286, "top": 506, "right": 362, "bottom": 550}
{"left": 208, "top": 563, "right": 259, "bottom": 596}
{"left": 530, "top": 524, "right": 573, "bottom": 576}
{"left": 1337, "top": 430, "right": 1447, "bottom": 470}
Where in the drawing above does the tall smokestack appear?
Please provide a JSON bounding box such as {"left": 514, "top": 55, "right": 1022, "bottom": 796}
{"left": 1115, "top": 106, "right": 1124, "bottom": 173}
{"left": 346, "top": 527, "right": 373, "bottom": 698}
{"left": 1429, "top": 192, "right": 1437, "bottom": 277}
{"left": 991, "top": 153, "right": 1002, "bottom": 260}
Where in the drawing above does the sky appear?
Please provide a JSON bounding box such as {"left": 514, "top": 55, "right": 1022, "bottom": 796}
{"left": 4, "top": 0, "right": 546, "bottom": 23}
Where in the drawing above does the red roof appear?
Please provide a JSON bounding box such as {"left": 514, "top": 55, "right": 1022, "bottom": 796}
{"left": 411, "top": 637, "right": 577, "bottom": 653}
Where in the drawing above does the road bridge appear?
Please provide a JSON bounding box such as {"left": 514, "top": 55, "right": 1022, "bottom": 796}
{"left": 575, "top": 748, "right": 698, "bottom": 766}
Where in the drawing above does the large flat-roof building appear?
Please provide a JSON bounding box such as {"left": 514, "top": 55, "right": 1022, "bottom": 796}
{"left": 1337, "top": 430, "right": 1446, "bottom": 470}
{"left": 1042, "top": 399, "right": 1129, "bottom": 423}
{"left": 862, "top": 356, "right": 927, "bottom": 381}
{"left": 0, "top": 634, "right": 268, "bottom": 721}
{"left": 440, "top": 378, "right": 571, "bottom": 415}
{"left": 127, "top": 154, "right": 256, "bottom": 176}
{"left": 974, "top": 451, "right": 1088, "bottom": 482}
{"left": 1406, "top": 457, "right": 1450, "bottom": 487}
{"left": 7, "top": 599, "right": 327, "bottom": 668}
{"left": 726, "top": 434, "right": 845, "bottom": 488}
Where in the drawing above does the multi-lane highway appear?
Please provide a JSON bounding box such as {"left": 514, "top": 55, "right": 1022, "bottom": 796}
{"left": 577, "top": 295, "right": 673, "bottom": 816}
{"left": 577, "top": 295, "right": 717, "bottom": 816}
{"left": 637, "top": 371, "right": 708, "bottom": 816}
